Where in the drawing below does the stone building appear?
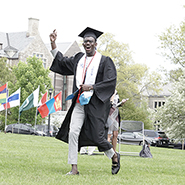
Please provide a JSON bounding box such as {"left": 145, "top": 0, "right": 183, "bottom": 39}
{"left": 0, "top": 18, "right": 54, "bottom": 83}
{"left": 147, "top": 83, "right": 172, "bottom": 109}
{"left": 0, "top": 18, "right": 52, "bottom": 69}
{"left": 0, "top": 18, "right": 81, "bottom": 110}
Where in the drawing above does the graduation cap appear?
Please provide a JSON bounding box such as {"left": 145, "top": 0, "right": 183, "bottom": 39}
{"left": 78, "top": 27, "right": 103, "bottom": 40}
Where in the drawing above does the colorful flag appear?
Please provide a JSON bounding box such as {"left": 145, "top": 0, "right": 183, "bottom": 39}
{"left": 0, "top": 84, "right": 7, "bottom": 105}
{"left": 37, "top": 92, "right": 62, "bottom": 118}
{"left": 0, "top": 88, "right": 20, "bottom": 111}
{"left": 19, "top": 87, "right": 39, "bottom": 115}
{"left": 38, "top": 91, "right": 48, "bottom": 106}
{"left": 37, "top": 91, "right": 48, "bottom": 115}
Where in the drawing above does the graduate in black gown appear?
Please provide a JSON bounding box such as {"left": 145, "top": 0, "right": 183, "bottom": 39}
{"left": 49, "top": 27, "right": 120, "bottom": 175}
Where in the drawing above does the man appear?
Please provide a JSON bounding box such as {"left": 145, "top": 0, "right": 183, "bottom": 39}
{"left": 49, "top": 27, "right": 120, "bottom": 175}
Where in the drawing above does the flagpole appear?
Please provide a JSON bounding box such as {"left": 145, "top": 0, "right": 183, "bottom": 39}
{"left": 5, "top": 82, "right": 8, "bottom": 132}
{"left": 18, "top": 105, "right": 21, "bottom": 124}
{"left": 18, "top": 87, "right": 21, "bottom": 124}
{"left": 34, "top": 85, "right": 40, "bottom": 129}
{"left": 35, "top": 107, "right": 37, "bottom": 130}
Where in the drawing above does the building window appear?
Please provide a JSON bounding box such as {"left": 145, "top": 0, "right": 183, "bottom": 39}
{"left": 32, "top": 52, "right": 47, "bottom": 68}
{"left": 154, "top": 101, "right": 157, "bottom": 108}
{"left": 154, "top": 101, "right": 165, "bottom": 108}
{"left": 158, "top": 102, "right": 161, "bottom": 107}
{"left": 42, "top": 59, "right": 47, "bottom": 68}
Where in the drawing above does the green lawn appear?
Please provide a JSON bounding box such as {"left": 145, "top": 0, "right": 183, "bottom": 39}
{"left": 0, "top": 132, "right": 184, "bottom": 185}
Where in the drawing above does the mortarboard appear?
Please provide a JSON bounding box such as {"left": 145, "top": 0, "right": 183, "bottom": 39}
{"left": 78, "top": 27, "right": 103, "bottom": 40}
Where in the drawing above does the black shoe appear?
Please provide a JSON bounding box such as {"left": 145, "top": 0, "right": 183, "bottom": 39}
{"left": 112, "top": 152, "right": 120, "bottom": 175}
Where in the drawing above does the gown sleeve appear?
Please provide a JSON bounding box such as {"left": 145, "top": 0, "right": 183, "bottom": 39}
{"left": 50, "top": 51, "right": 84, "bottom": 75}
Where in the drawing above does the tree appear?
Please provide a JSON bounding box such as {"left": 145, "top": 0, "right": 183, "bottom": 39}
{"left": 157, "top": 18, "right": 185, "bottom": 140}
{"left": 2, "top": 56, "right": 52, "bottom": 127}
{"left": 97, "top": 33, "right": 162, "bottom": 128}
{"left": 0, "top": 58, "right": 16, "bottom": 85}
{"left": 98, "top": 33, "right": 133, "bottom": 67}
{"left": 153, "top": 70, "right": 185, "bottom": 140}
{"left": 158, "top": 21, "right": 185, "bottom": 81}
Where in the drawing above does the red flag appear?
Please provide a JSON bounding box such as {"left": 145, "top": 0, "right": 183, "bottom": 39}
{"left": 38, "top": 92, "right": 62, "bottom": 118}
{"left": 39, "top": 91, "right": 48, "bottom": 106}
{"left": 37, "top": 91, "right": 48, "bottom": 115}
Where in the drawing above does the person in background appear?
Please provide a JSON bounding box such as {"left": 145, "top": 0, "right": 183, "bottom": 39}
{"left": 49, "top": 27, "right": 120, "bottom": 175}
{"left": 107, "top": 90, "right": 128, "bottom": 152}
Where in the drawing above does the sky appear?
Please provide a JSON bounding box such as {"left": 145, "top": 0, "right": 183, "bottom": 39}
{"left": 1, "top": 0, "right": 185, "bottom": 73}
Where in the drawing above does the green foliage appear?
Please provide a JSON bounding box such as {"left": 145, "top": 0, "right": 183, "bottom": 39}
{"left": 98, "top": 33, "right": 133, "bottom": 68}
{"left": 168, "top": 68, "right": 183, "bottom": 82}
{"left": 157, "top": 19, "right": 185, "bottom": 138}
{"left": 0, "top": 56, "right": 52, "bottom": 128}
{"left": 97, "top": 33, "right": 161, "bottom": 128}
{"left": 0, "top": 133, "right": 185, "bottom": 185}
{"left": 159, "top": 22, "right": 185, "bottom": 66}
{"left": 0, "top": 58, "right": 16, "bottom": 85}
{"left": 158, "top": 21, "right": 185, "bottom": 81}
{"left": 118, "top": 89, "right": 153, "bottom": 129}
{"left": 153, "top": 70, "right": 185, "bottom": 140}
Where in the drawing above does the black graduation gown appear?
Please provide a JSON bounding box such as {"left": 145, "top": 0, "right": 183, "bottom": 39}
{"left": 50, "top": 51, "right": 117, "bottom": 152}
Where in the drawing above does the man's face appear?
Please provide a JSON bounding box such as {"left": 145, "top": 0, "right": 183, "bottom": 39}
{"left": 82, "top": 37, "right": 97, "bottom": 56}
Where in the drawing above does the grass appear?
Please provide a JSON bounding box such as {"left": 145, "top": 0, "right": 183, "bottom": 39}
{"left": 0, "top": 132, "right": 185, "bottom": 185}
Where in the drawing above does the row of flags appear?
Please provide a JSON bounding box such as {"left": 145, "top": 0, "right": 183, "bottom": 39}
{"left": 0, "top": 84, "right": 7, "bottom": 105}
{"left": 0, "top": 83, "right": 62, "bottom": 118}
{"left": 0, "top": 88, "right": 20, "bottom": 111}
{"left": 38, "top": 92, "right": 62, "bottom": 118}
